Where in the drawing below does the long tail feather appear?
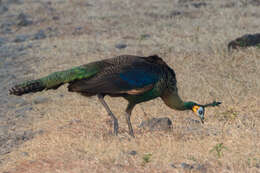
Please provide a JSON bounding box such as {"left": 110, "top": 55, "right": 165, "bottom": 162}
{"left": 9, "top": 63, "right": 99, "bottom": 96}
{"left": 9, "top": 79, "right": 45, "bottom": 96}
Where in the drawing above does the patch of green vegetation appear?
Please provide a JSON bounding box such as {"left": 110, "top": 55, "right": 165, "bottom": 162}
{"left": 210, "top": 143, "right": 228, "bottom": 158}
{"left": 221, "top": 108, "right": 238, "bottom": 122}
{"left": 142, "top": 153, "right": 152, "bottom": 165}
{"left": 139, "top": 34, "right": 150, "bottom": 42}
{"left": 187, "top": 155, "right": 197, "bottom": 162}
{"left": 247, "top": 157, "right": 260, "bottom": 168}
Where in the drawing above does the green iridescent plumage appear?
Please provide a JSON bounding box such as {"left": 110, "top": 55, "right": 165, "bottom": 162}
{"left": 10, "top": 55, "right": 221, "bottom": 137}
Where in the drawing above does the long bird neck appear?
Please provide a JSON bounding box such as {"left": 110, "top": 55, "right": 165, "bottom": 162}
{"left": 161, "top": 90, "right": 193, "bottom": 111}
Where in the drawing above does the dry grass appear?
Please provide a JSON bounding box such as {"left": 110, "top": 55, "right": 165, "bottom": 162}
{"left": 2, "top": 0, "right": 260, "bottom": 172}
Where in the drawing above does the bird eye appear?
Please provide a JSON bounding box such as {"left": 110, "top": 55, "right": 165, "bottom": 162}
{"left": 197, "top": 107, "right": 204, "bottom": 115}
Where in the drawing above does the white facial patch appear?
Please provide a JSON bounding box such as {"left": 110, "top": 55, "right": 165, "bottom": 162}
{"left": 197, "top": 107, "right": 204, "bottom": 116}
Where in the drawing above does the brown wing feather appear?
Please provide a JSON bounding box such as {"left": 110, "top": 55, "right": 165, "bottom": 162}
{"left": 68, "top": 55, "right": 164, "bottom": 95}
{"left": 124, "top": 85, "right": 153, "bottom": 95}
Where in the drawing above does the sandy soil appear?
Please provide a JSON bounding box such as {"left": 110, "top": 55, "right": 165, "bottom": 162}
{"left": 0, "top": 0, "right": 259, "bottom": 172}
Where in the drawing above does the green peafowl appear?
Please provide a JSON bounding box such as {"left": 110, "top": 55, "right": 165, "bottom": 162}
{"left": 9, "top": 55, "right": 221, "bottom": 137}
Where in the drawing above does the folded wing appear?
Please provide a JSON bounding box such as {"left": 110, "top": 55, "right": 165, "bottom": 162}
{"left": 68, "top": 59, "right": 162, "bottom": 95}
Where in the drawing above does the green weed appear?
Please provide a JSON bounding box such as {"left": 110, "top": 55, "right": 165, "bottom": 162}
{"left": 142, "top": 153, "right": 152, "bottom": 165}
{"left": 210, "top": 143, "right": 228, "bottom": 158}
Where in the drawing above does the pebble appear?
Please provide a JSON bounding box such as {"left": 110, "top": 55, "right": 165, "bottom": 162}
{"left": 15, "top": 106, "right": 33, "bottom": 118}
{"left": 115, "top": 43, "right": 127, "bottom": 49}
{"left": 170, "top": 10, "right": 182, "bottom": 17}
{"left": 7, "top": 0, "right": 23, "bottom": 5}
{"left": 192, "top": 2, "right": 207, "bottom": 8}
{"left": 32, "top": 96, "right": 49, "bottom": 104}
{"left": 52, "top": 16, "right": 60, "bottom": 20}
{"left": 1, "top": 22, "right": 13, "bottom": 34}
{"left": 0, "top": 5, "right": 8, "bottom": 14}
{"left": 34, "top": 30, "right": 46, "bottom": 40}
{"left": 17, "top": 13, "right": 33, "bottom": 26}
{"left": 129, "top": 150, "right": 137, "bottom": 156}
{"left": 0, "top": 37, "right": 7, "bottom": 46}
{"left": 196, "top": 164, "right": 207, "bottom": 173}
{"left": 170, "top": 163, "right": 177, "bottom": 168}
{"left": 139, "top": 117, "right": 172, "bottom": 131}
{"left": 181, "top": 162, "right": 194, "bottom": 169}
{"left": 14, "top": 35, "right": 30, "bottom": 42}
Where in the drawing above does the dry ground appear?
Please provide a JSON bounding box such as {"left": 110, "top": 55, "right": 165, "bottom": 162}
{"left": 0, "top": 0, "right": 260, "bottom": 172}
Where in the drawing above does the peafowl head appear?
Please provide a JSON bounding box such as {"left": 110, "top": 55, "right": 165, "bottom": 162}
{"left": 191, "top": 104, "right": 205, "bottom": 123}
{"left": 187, "top": 101, "right": 221, "bottom": 123}
{"left": 161, "top": 91, "right": 221, "bottom": 123}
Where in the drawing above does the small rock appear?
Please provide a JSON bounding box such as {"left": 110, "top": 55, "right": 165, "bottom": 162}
{"left": 72, "top": 27, "right": 83, "bottom": 35}
{"left": 15, "top": 106, "right": 33, "bottom": 117}
{"left": 22, "top": 152, "right": 29, "bottom": 156}
{"left": 139, "top": 117, "right": 172, "bottom": 131}
{"left": 170, "top": 163, "right": 177, "bottom": 168}
{"left": 115, "top": 43, "right": 127, "bottom": 49}
{"left": 34, "top": 30, "right": 46, "bottom": 40}
{"left": 52, "top": 16, "right": 60, "bottom": 20}
{"left": 0, "top": 37, "right": 7, "bottom": 46}
{"left": 46, "top": 27, "right": 60, "bottom": 37}
{"left": 14, "top": 98, "right": 29, "bottom": 107}
{"left": 170, "top": 10, "right": 182, "bottom": 17}
{"left": 27, "top": 43, "right": 33, "bottom": 49}
{"left": 220, "top": 2, "right": 236, "bottom": 8}
{"left": 0, "top": 5, "right": 8, "bottom": 14}
{"left": 32, "top": 96, "right": 49, "bottom": 104}
{"left": 75, "top": 27, "right": 82, "bottom": 31}
{"left": 141, "top": 34, "right": 151, "bottom": 39}
{"left": 250, "top": 0, "right": 260, "bottom": 6}
{"left": 15, "top": 130, "right": 34, "bottom": 142}
{"left": 181, "top": 162, "right": 194, "bottom": 169}
{"left": 196, "top": 164, "right": 207, "bottom": 173}
{"left": 129, "top": 150, "right": 137, "bottom": 156}
{"left": 17, "top": 13, "right": 33, "bottom": 26}
{"left": 36, "top": 129, "right": 44, "bottom": 135}
{"left": 14, "top": 35, "right": 30, "bottom": 42}
{"left": 0, "top": 22, "right": 13, "bottom": 34}
{"left": 0, "top": 126, "right": 8, "bottom": 136}
{"left": 17, "top": 46, "right": 26, "bottom": 52}
{"left": 69, "top": 119, "right": 82, "bottom": 125}
{"left": 7, "top": 0, "right": 23, "bottom": 5}
{"left": 185, "top": 117, "right": 201, "bottom": 124}
{"left": 2, "top": 27, "right": 12, "bottom": 34}
{"left": 192, "top": 2, "right": 207, "bottom": 8}
{"left": 85, "top": 2, "right": 93, "bottom": 7}
{"left": 226, "top": 165, "right": 231, "bottom": 170}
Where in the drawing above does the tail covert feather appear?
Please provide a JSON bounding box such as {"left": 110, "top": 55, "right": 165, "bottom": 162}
{"left": 9, "top": 62, "right": 100, "bottom": 96}
{"left": 9, "top": 80, "right": 45, "bottom": 96}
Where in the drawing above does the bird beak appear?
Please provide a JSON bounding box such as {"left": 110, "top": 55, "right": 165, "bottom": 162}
{"left": 199, "top": 115, "right": 204, "bottom": 124}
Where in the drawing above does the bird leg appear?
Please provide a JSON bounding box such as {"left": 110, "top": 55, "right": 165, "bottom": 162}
{"left": 125, "top": 103, "right": 135, "bottom": 137}
{"left": 97, "top": 94, "right": 119, "bottom": 136}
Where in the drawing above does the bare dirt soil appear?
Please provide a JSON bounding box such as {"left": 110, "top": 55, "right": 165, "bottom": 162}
{"left": 0, "top": 0, "right": 259, "bottom": 172}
